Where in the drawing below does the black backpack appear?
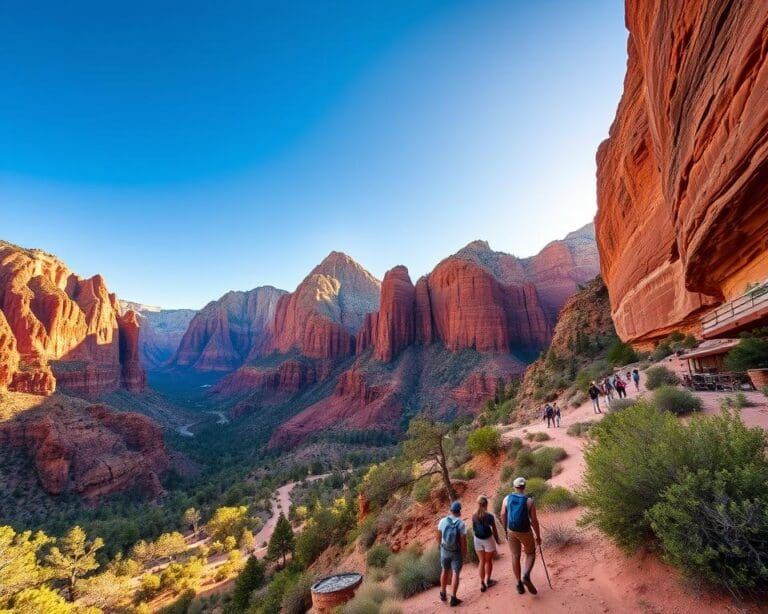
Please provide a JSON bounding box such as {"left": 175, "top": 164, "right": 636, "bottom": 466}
{"left": 473, "top": 513, "right": 493, "bottom": 539}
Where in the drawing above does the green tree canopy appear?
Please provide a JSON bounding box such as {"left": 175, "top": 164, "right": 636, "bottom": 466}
{"left": 0, "top": 526, "right": 52, "bottom": 606}
{"left": 267, "top": 514, "right": 295, "bottom": 567}
{"left": 45, "top": 526, "right": 103, "bottom": 602}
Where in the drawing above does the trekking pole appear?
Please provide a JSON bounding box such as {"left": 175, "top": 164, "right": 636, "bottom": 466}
{"left": 538, "top": 543, "right": 554, "bottom": 589}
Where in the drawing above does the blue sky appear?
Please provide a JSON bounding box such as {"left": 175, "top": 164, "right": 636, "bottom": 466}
{"left": 1, "top": 1, "right": 627, "bottom": 308}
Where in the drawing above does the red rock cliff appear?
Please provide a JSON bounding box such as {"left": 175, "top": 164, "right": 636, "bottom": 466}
{"left": 373, "top": 266, "right": 416, "bottom": 362}
{"left": 0, "top": 241, "right": 146, "bottom": 395}
{"left": 0, "top": 395, "right": 168, "bottom": 501}
{"left": 171, "top": 286, "right": 285, "bottom": 371}
{"left": 596, "top": 0, "right": 768, "bottom": 343}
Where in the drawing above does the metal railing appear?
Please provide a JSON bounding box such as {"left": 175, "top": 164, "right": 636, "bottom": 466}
{"left": 702, "top": 282, "right": 768, "bottom": 333}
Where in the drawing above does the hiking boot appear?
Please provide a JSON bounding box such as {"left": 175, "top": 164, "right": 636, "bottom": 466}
{"left": 523, "top": 573, "right": 538, "bottom": 595}
{"left": 450, "top": 596, "right": 462, "bottom": 607}
{"left": 439, "top": 590, "right": 447, "bottom": 602}
{"left": 486, "top": 579, "right": 497, "bottom": 588}
{"left": 516, "top": 581, "right": 525, "bottom": 595}
{"left": 480, "top": 581, "right": 487, "bottom": 592}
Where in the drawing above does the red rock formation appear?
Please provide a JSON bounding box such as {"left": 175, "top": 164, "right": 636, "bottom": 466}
{"left": 355, "top": 312, "right": 378, "bottom": 354}
{"left": 172, "top": 287, "right": 285, "bottom": 371}
{"left": 271, "top": 252, "right": 380, "bottom": 359}
{"left": 373, "top": 266, "right": 416, "bottom": 362}
{"left": 595, "top": 0, "right": 768, "bottom": 344}
{"left": 0, "top": 241, "right": 146, "bottom": 395}
{"left": 414, "top": 277, "right": 434, "bottom": 344}
{"left": 0, "top": 397, "right": 168, "bottom": 500}
{"left": 118, "top": 310, "right": 147, "bottom": 392}
{"left": 0, "top": 311, "right": 18, "bottom": 389}
{"left": 119, "top": 301, "right": 197, "bottom": 370}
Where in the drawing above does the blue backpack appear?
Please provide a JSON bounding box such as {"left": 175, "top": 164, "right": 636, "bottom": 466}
{"left": 441, "top": 517, "right": 460, "bottom": 552}
{"left": 506, "top": 494, "right": 530, "bottom": 532}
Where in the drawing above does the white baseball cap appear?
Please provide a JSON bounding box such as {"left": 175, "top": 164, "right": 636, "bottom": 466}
{"left": 513, "top": 477, "right": 526, "bottom": 488}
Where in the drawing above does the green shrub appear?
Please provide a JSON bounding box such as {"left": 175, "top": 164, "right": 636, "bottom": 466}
{"left": 465, "top": 528, "right": 479, "bottom": 564}
{"left": 366, "top": 544, "right": 391, "bottom": 569}
{"left": 566, "top": 421, "right": 595, "bottom": 436}
{"left": 412, "top": 477, "right": 433, "bottom": 503}
{"left": 652, "top": 385, "right": 703, "bottom": 415}
{"left": 608, "top": 398, "right": 637, "bottom": 413}
{"left": 539, "top": 487, "right": 578, "bottom": 511}
{"left": 725, "top": 336, "right": 768, "bottom": 372}
{"left": 467, "top": 426, "right": 502, "bottom": 456}
{"left": 544, "top": 523, "right": 582, "bottom": 549}
{"left": 385, "top": 550, "right": 417, "bottom": 576}
{"left": 393, "top": 546, "right": 440, "bottom": 598}
{"left": 280, "top": 572, "right": 314, "bottom": 614}
{"left": 500, "top": 464, "right": 514, "bottom": 483}
{"left": 525, "top": 431, "right": 550, "bottom": 442}
{"left": 358, "top": 516, "right": 377, "bottom": 550}
{"left": 342, "top": 597, "right": 379, "bottom": 614}
{"left": 451, "top": 466, "right": 476, "bottom": 480}
{"left": 506, "top": 437, "right": 524, "bottom": 458}
{"left": 380, "top": 599, "right": 403, "bottom": 614}
{"left": 607, "top": 338, "right": 638, "bottom": 367}
{"left": 580, "top": 402, "right": 768, "bottom": 552}
{"left": 569, "top": 391, "right": 587, "bottom": 408}
{"left": 647, "top": 466, "right": 768, "bottom": 595}
{"left": 645, "top": 366, "right": 680, "bottom": 390}
{"left": 650, "top": 342, "right": 673, "bottom": 362}
{"left": 516, "top": 446, "right": 567, "bottom": 480}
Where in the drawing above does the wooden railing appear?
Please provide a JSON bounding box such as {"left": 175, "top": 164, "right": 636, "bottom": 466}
{"left": 702, "top": 283, "right": 768, "bottom": 334}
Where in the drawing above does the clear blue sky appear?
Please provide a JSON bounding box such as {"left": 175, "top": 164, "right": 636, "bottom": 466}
{"left": 1, "top": 1, "right": 627, "bottom": 309}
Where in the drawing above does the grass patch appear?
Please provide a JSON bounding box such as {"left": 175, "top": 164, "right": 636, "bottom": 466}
{"left": 393, "top": 546, "right": 441, "bottom": 598}
{"left": 366, "top": 544, "right": 391, "bottom": 569}
{"left": 545, "top": 523, "right": 582, "bottom": 549}
{"left": 515, "top": 446, "right": 567, "bottom": 480}
{"left": 608, "top": 398, "right": 637, "bottom": 413}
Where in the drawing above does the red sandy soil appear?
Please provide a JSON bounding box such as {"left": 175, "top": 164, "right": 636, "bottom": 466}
{"left": 328, "top": 374, "right": 768, "bottom": 613}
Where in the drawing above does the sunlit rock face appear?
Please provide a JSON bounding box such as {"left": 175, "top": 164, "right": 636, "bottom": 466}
{"left": 0, "top": 241, "right": 146, "bottom": 395}
{"left": 596, "top": 0, "right": 768, "bottom": 344}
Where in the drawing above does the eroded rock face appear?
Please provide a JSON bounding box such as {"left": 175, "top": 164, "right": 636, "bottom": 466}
{"left": 0, "top": 396, "right": 168, "bottom": 500}
{"left": 373, "top": 266, "right": 416, "bottom": 362}
{"left": 171, "top": 287, "right": 285, "bottom": 371}
{"left": 119, "top": 301, "right": 197, "bottom": 370}
{"left": 0, "top": 241, "right": 146, "bottom": 395}
{"left": 595, "top": 0, "right": 768, "bottom": 343}
{"left": 271, "top": 252, "right": 381, "bottom": 359}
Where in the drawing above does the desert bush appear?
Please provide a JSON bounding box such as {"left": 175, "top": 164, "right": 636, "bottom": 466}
{"left": 366, "top": 544, "right": 391, "bottom": 569}
{"left": 465, "top": 528, "right": 479, "bottom": 564}
{"left": 539, "top": 487, "right": 578, "bottom": 511}
{"left": 647, "top": 466, "right": 768, "bottom": 595}
{"left": 652, "top": 385, "right": 702, "bottom": 415}
{"left": 467, "top": 426, "right": 501, "bottom": 456}
{"left": 393, "top": 546, "right": 440, "bottom": 598}
{"left": 607, "top": 338, "right": 638, "bottom": 367}
{"left": 500, "top": 463, "right": 514, "bottom": 482}
{"left": 280, "top": 572, "right": 314, "bottom": 614}
{"left": 580, "top": 402, "right": 768, "bottom": 551}
{"left": 725, "top": 336, "right": 768, "bottom": 372}
{"left": 721, "top": 393, "right": 753, "bottom": 410}
{"left": 385, "top": 550, "right": 417, "bottom": 577}
{"left": 608, "top": 398, "right": 637, "bottom": 413}
{"left": 525, "top": 431, "right": 550, "bottom": 442}
{"left": 566, "top": 420, "right": 595, "bottom": 437}
{"left": 451, "top": 466, "right": 476, "bottom": 480}
{"left": 379, "top": 599, "right": 403, "bottom": 614}
{"left": 412, "top": 477, "right": 433, "bottom": 503}
{"left": 506, "top": 437, "right": 524, "bottom": 458}
{"left": 515, "top": 446, "right": 567, "bottom": 480}
{"left": 569, "top": 391, "right": 587, "bottom": 408}
{"left": 544, "top": 523, "right": 582, "bottom": 549}
{"left": 645, "top": 366, "right": 680, "bottom": 390}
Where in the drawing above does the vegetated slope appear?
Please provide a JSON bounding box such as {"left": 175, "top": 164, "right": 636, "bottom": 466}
{"left": 0, "top": 240, "right": 145, "bottom": 396}
{"left": 195, "top": 225, "right": 599, "bottom": 449}
{"left": 595, "top": 0, "right": 768, "bottom": 345}
{"left": 517, "top": 276, "right": 617, "bottom": 416}
{"left": 0, "top": 391, "right": 169, "bottom": 509}
{"left": 119, "top": 301, "right": 197, "bottom": 370}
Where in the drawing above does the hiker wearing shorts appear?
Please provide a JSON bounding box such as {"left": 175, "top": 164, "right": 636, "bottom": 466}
{"left": 501, "top": 477, "right": 542, "bottom": 595}
{"left": 437, "top": 501, "right": 468, "bottom": 607}
{"left": 588, "top": 382, "right": 602, "bottom": 413}
{"left": 472, "top": 495, "right": 502, "bottom": 593}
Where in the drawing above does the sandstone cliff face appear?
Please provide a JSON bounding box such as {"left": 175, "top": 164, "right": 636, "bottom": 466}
{"left": 0, "top": 241, "right": 146, "bottom": 395}
{"left": 171, "top": 286, "right": 285, "bottom": 371}
{"left": 0, "top": 394, "right": 168, "bottom": 501}
{"left": 595, "top": 0, "right": 768, "bottom": 343}
{"left": 119, "top": 301, "right": 197, "bottom": 370}
{"left": 373, "top": 266, "right": 416, "bottom": 362}
{"left": 271, "top": 252, "right": 381, "bottom": 359}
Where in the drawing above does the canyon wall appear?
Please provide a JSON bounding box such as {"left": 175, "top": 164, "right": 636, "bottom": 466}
{"left": 0, "top": 241, "right": 146, "bottom": 395}
{"left": 119, "top": 301, "right": 197, "bottom": 370}
{"left": 596, "top": 0, "right": 768, "bottom": 344}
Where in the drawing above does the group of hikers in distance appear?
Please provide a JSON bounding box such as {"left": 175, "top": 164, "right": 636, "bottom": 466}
{"left": 436, "top": 477, "right": 542, "bottom": 607}
{"left": 587, "top": 367, "right": 640, "bottom": 413}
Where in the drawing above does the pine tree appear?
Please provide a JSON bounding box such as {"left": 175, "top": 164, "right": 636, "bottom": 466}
{"left": 267, "top": 514, "right": 295, "bottom": 567}
{"left": 229, "top": 555, "right": 265, "bottom": 613}
{"left": 45, "top": 526, "right": 103, "bottom": 601}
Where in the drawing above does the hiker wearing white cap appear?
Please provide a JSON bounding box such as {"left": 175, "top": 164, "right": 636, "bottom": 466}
{"left": 437, "top": 500, "right": 467, "bottom": 607}
{"left": 500, "top": 477, "right": 542, "bottom": 596}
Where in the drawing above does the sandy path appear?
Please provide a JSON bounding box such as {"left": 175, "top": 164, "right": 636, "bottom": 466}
{"left": 205, "top": 410, "right": 229, "bottom": 425}
{"left": 403, "top": 376, "right": 761, "bottom": 613}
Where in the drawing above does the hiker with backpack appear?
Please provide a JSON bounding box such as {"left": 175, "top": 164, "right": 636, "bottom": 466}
{"left": 587, "top": 381, "right": 602, "bottom": 414}
{"left": 437, "top": 501, "right": 468, "bottom": 607}
{"left": 632, "top": 368, "right": 641, "bottom": 391}
{"left": 500, "top": 477, "right": 542, "bottom": 596}
{"left": 543, "top": 404, "right": 555, "bottom": 428}
{"left": 472, "top": 495, "right": 502, "bottom": 593}
{"left": 602, "top": 376, "right": 615, "bottom": 402}
{"left": 614, "top": 374, "right": 627, "bottom": 399}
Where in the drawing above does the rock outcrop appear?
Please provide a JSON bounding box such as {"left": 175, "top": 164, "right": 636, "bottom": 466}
{"left": 0, "top": 394, "right": 168, "bottom": 501}
{"left": 0, "top": 241, "right": 146, "bottom": 395}
{"left": 271, "top": 252, "right": 381, "bottom": 359}
{"left": 171, "top": 287, "right": 286, "bottom": 371}
{"left": 595, "top": 0, "right": 768, "bottom": 344}
{"left": 373, "top": 266, "right": 416, "bottom": 362}
{"left": 119, "top": 301, "right": 197, "bottom": 370}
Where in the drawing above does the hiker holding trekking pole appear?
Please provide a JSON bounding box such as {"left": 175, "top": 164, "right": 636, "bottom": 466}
{"left": 500, "top": 477, "right": 543, "bottom": 596}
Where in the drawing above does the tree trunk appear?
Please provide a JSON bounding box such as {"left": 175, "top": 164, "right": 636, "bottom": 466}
{"left": 437, "top": 442, "right": 456, "bottom": 501}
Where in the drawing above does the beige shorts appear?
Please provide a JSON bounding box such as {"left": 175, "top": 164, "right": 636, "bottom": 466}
{"left": 473, "top": 535, "right": 497, "bottom": 553}
{"left": 507, "top": 530, "right": 535, "bottom": 556}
